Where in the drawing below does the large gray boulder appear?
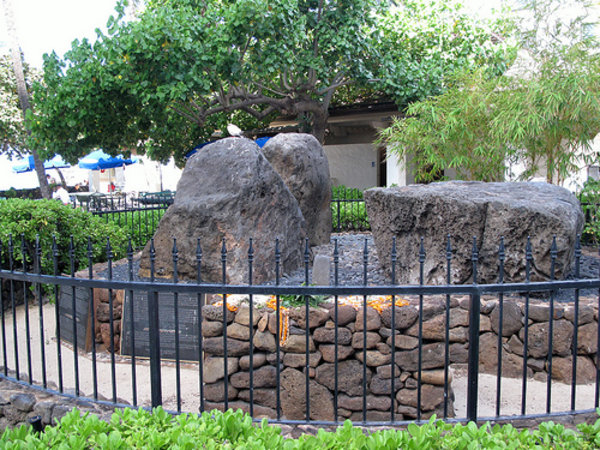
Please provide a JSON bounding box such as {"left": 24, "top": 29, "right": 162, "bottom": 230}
{"left": 139, "top": 138, "right": 306, "bottom": 283}
{"left": 365, "top": 181, "right": 584, "bottom": 284}
{"left": 262, "top": 133, "right": 332, "bottom": 246}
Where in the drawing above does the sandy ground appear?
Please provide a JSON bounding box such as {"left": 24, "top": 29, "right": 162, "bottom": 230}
{"left": 1, "top": 302, "right": 598, "bottom": 420}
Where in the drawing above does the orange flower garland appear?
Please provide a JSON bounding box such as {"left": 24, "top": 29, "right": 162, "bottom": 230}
{"left": 337, "top": 295, "right": 409, "bottom": 313}
{"left": 266, "top": 296, "right": 290, "bottom": 346}
{"left": 212, "top": 295, "right": 409, "bottom": 347}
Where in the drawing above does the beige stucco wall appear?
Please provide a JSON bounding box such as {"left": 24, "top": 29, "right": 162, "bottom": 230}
{"left": 324, "top": 143, "right": 378, "bottom": 190}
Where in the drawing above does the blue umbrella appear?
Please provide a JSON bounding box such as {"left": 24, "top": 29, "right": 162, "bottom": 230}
{"left": 185, "top": 137, "right": 271, "bottom": 159}
{"left": 255, "top": 137, "right": 271, "bottom": 148}
{"left": 78, "top": 150, "right": 138, "bottom": 170}
{"left": 12, "top": 154, "right": 71, "bottom": 173}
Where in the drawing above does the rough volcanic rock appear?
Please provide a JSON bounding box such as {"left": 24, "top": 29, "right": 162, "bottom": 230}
{"left": 365, "top": 181, "right": 583, "bottom": 284}
{"left": 139, "top": 138, "right": 306, "bottom": 283}
{"left": 262, "top": 133, "right": 332, "bottom": 246}
{"left": 281, "top": 368, "right": 334, "bottom": 421}
{"left": 519, "top": 319, "right": 573, "bottom": 358}
{"left": 549, "top": 355, "right": 596, "bottom": 384}
{"left": 204, "top": 356, "right": 240, "bottom": 384}
{"left": 315, "top": 360, "right": 372, "bottom": 396}
{"left": 490, "top": 301, "right": 524, "bottom": 337}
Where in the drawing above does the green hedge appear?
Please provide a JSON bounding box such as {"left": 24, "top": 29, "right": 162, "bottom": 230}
{"left": 0, "top": 199, "right": 128, "bottom": 275}
{"left": 2, "top": 407, "right": 600, "bottom": 449}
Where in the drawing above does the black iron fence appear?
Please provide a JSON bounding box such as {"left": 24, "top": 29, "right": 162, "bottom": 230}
{"left": 330, "top": 187, "right": 369, "bottom": 232}
{"left": 0, "top": 233, "right": 598, "bottom": 425}
{"left": 71, "top": 189, "right": 369, "bottom": 249}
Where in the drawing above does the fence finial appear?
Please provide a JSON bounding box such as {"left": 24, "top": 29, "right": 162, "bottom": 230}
{"left": 127, "top": 237, "right": 133, "bottom": 259}
{"left": 196, "top": 238, "right": 202, "bottom": 283}
{"left": 471, "top": 236, "right": 478, "bottom": 284}
{"left": 221, "top": 238, "right": 227, "bottom": 284}
{"left": 172, "top": 238, "right": 179, "bottom": 263}
{"left": 172, "top": 238, "right": 179, "bottom": 283}
{"left": 419, "top": 237, "right": 426, "bottom": 263}
{"left": 35, "top": 234, "right": 41, "bottom": 274}
{"left": 69, "top": 235, "right": 76, "bottom": 276}
{"left": 149, "top": 238, "right": 156, "bottom": 281}
{"left": 275, "top": 238, "right": 280, "bottom": 285}
{"left": 248, "top": 238, "right": 254, "bottom": 285}
{"left": 391, "top": 236, "right": 397, "bottom": 285}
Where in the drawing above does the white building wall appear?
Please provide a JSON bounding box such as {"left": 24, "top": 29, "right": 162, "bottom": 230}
{"left": 324, "top": 144, "right": 378, "bottom": 190}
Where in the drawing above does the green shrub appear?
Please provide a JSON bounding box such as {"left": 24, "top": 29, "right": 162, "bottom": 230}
{"left": 331, "top": 185, "right": 369, "bottom": 231}
{"left": 579, "top": 179, "right": 600, "bottom": 244}
{"left": 331, "top": 185, "right": 364, "bottom": 201}
{"left": 0, "top": 199, "right": 128, "bottom": 275}
{"left": 3, "top": 407, "right": 600, "bottom": 449}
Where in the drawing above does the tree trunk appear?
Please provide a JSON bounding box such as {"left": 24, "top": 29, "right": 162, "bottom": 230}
{"left": 310, "top": 109, "right": 329, "bottom": 144}
{"left": 2, "top": 0, "right": 50, "bottom": 199}
{"left": 54, "top": 168, "right": 67, "bottom": 188}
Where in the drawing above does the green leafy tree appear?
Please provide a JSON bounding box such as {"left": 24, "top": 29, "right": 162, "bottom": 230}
{"left": 1, "top": 0, "right": 50, "bottom": 198}
{"left": 31, "top": 0, "right": 511, "bottom": 164}
{"left": 379, "top": 0, "right": 600, "bottom": 184}
{"left": 0, "top": 54, "right": 28, "bottom": 155}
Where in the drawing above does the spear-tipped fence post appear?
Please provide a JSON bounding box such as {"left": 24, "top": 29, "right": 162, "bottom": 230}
{"left": 35, "top": 235, "right": 46, "bottom": 388}
{"left": 221, "top": 238, "right": 229, "bottom": 410}
{"left": 466, "top": 236, "right": 480, "bottom": 422}
{"left": 572, "top": 235, "right": 582, "bottom": 410}
{"left": 172, "top": 238, "right": 181, "bottom": 412}
{"left": 52, "top": 235, "right": 62, "bottom": 391}
{"left": 444, "top": 234, "right": 452, "bottom": 418}
{"left": 126, "top": 237, "right": 136, "bottom": 406}
{"left": 547, "top": 236, "right": 557, "bottom": 413}
{"left": 496, "top": 237, "right": 505, "bottom": 416}
{"left": 148, "top": 238, "right": 162, "bottom": 407}
{"left": 417, "top": 237, "right": 425, "bottom": 421}
{"left": 248, "top": 238, "right": 254, "bottom": 417}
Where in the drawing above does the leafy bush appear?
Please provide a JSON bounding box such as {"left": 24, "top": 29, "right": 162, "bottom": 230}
{"left": 331, "top": 185, "right": 369, "bottom": 231}
{"left": 3, "top": 407, "right": 600, "bottom": 449}
{"left": 98, "top": 208, "right": 167, "bottom": 251}
{"left": 0, "top": 199, "right": 128, "bottom": 275}
{"left": 579, "top": 179, "right": 600, "bottom": 244}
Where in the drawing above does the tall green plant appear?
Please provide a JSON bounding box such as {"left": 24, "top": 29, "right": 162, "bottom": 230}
{"left": 379, "top": 0, "right": 600, "bottom": 184}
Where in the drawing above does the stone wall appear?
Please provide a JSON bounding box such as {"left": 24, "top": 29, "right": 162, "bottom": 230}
{"left": 201, "top": 294, "right": 599, "bottom": 421}
{"left": 0, "top": 376, "right": 114, "bottom": 433}
{"left": 92, "top": 287, "right": 123, "bottom": 354}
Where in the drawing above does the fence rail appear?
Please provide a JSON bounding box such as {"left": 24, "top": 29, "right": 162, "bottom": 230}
{"left": 72, "top": 189, "right": 369, "bottom": 249}
{"left": 0, "top": 233, "right": 598, "bottom": 425}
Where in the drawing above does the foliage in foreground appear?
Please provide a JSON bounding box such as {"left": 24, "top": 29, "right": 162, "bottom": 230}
{"left": 0, "top": 199, "right": 128, "bottom": 274}
{"left": 2, "top": 407, "right": 600, "bottom": 449}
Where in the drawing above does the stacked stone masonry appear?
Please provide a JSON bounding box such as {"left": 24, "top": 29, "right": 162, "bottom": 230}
{"left": 0, "top": 376, "right": 115, "bottom": 432}
{"left": 201, "top": 295, "right": 599, "bottom": 421}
